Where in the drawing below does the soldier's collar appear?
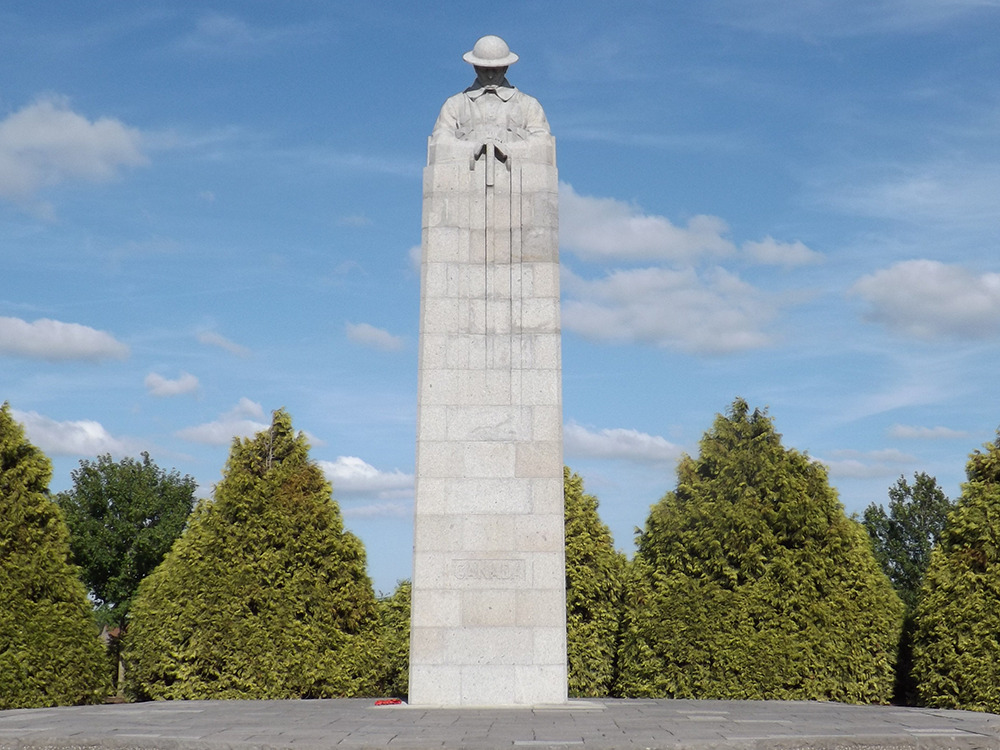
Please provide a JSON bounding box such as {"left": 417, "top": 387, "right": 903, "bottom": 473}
{"left": 465, "top": 82, "right": 516, "bottom": 102}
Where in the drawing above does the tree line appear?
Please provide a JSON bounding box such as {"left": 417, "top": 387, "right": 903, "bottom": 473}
{"left": 2, "top": 399, "right": 998, "bottom": 711}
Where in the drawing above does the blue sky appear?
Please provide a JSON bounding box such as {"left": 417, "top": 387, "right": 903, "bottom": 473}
{"left": 3, "top": 1, "right": 1000, "bottom": 594}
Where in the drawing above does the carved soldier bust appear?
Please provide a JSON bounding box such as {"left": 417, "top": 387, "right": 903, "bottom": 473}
{"left": 431, "top": 35, "right": 551, "bottom": 150}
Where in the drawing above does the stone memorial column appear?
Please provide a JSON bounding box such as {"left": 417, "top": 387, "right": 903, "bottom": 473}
{"left": 409, "top": 35, "right": 567, "bottom": 706}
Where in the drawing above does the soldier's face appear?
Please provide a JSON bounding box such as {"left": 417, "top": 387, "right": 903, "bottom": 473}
{"left": 475, "top": 66, "right": 507, "bottom": 87}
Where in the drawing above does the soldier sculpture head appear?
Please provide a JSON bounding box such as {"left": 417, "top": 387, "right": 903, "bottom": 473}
{"left": 463, "top": 35, "right": 518, "bottom": 88}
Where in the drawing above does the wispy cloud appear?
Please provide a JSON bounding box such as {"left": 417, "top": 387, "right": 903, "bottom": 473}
{"left": 345, "top": 322, "right": 405, "bottom": 352}
{"left": 196, "top": 330, "right": 251, "bottom": 357}
{"left": 819, "top": 447, "right": 917, "bottom": 479}
{"left": 142, "top": 124, "right": 250, "bottom": 153}
{"left": 338, "top": 214, "right": 372, "bottom": 227}
{"left": 888, "top": 424, "right": 971, "bottom": 440}
{"left": 13, "top": 409, "right": 141, "bottom": 456}
{"left": 707, "top": 0, "right": 1000, "bottom": 37}
{"left": 0, "top": 316, "right": 129, "bottom": 361}
{"left": 851, "top": 260, "right": 1000, "bottom": 340}
{"left": 561, "top": 265, "right": 781, "bottom": 355}
{"left": 0, "top": 96, "right": 146, "bottom": 212}
{"left": 341, "top": 501, "right": 412, "bottom": 519}
{"left": 742, "top": 237, "right": 823, "bottom": 267}
{"left": 564, "top": 422, "right": 682, "bottom": 465}
{"left": 175, "top": 13, "right": 322, "bottom": 55}
{"left": 830, "top": 161, "right": 1000, "bottom": 230}
{"left": 557, "top": 126, "right": 742, "bottom": 154}
{"left": 175, "top": 398, "right": 268, "bottom": 445}
{"left": 298, "top": 149, "right": 422, "bottom": 178}
{"left": 145, "top": 371, "right": 199, "bottom": 397}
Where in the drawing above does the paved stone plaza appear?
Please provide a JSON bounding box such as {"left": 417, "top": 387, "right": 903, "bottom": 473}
{"left": 2, "top": 699, "right": 999, "bottom": 750}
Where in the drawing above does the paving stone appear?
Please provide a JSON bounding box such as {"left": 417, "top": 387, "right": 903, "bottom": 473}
{"left": 2, "top": 699, "right": 1000, "bottom": 750}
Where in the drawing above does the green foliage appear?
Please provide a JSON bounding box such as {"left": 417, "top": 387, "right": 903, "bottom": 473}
{"left": 863, "top": 473, "right": 952, "bottom": 611}
{"left": 863, "top": 472, "right": 953, "bottom": 704}
{"left": 55, "top": 452, "right": 197, "bottom": 628}
{"left": 374, "top": 580, "right": 411, "bottom": 698}
{"left": 911, "top": 432, "right": 1000, "bottom": 712}
{"left": 0, "top": 403, "right": 110, "bottom": 708}
{"left": 126, "top": 409, "right": 381, "bottom": 700}
{"left": 616, "top": 398, "right": 903, "bottom": 703}
{"left": 564, "top": 467, "right": 626, "bottom": 697}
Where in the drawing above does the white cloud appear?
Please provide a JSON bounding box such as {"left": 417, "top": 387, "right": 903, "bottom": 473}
{"left": 318, "top": 456, "right": 414, "bottom": 498}
{"left": 178, "top": 13, "right": 318, "bottom": 54}
{"left": 144, "top": 371, "right": 199, "bottom": 397}
{"left": 345, "top": 322, "right": 405, "bottom": 352}
{"left": 0, "top": 316, "right": 129, "bottom": 361}
{"left": 559, "top": 182, "right": 735, "bottom": 263}
{"left": 196, "top": 330, "right": 251, "bottom": 357}
{"left": 409, "top": 244, "right": 422, "bottom": 271}
{"left": 742, "top": 236, "right": 823, "bottom": 267}
{"left": 561, "top": 266, "right": 779, "bottom": 354}
{"left": 819, "top": 448, "right": 916, "bottom": 479}
{"left": 175, "top": 398, "right": 268, "bottom": 445}
{"left": 12, "top": 409, "right": 137, "bottom": 456}
{"left": 564, "top": 422, "right": 682, "bottom": 465}
{"left": 851, "top": 260, "right": 1000, "bottom": 339}
{"left": 0, "top": 96, "right": 145, "bottom": 205}
{"left": 888, "top": 424, "right": 971, "bottom": 440}
{"left": 342, "top": 501, "right": 412, "bottom": 519}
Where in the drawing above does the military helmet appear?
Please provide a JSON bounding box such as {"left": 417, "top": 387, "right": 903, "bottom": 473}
{"left": 462, "top": 35, "right": 519, "bottom": 67}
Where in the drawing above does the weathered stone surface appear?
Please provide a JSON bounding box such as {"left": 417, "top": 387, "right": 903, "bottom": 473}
{"left": 6, "top": 697, "right": 1000, "bottom": 749}
{"left": 410, "top": 38, "right": 566, "bottom": 707}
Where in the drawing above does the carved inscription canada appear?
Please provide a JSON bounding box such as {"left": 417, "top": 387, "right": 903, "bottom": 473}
{"left": 452, "top": 558, "right": 526, "bottom": 582}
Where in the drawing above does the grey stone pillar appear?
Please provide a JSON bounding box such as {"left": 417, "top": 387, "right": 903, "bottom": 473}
{"left": 409, "top": 100, "right": 566, "bottom": 706}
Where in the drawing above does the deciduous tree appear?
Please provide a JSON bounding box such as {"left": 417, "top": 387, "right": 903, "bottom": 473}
{"left": 863, "top": 473, "right": 952, "bottom": 611}
{"left": 55, "top": 453, "right": 196, "bottom": 626}
{"left": 863, "top": 472, "right": 953, "bottom": 704}
{"left": 0, "top": 403, "right": 109, "bottom": 708}
{"left": 55, "top": 452, "right": 196, "bottom": 693}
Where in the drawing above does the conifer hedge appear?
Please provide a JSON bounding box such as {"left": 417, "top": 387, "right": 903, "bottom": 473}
{"left": 126, "top": 410, "right": 381, "bottom": 699}
{"left": 615, "top": 399, "right": 903, "bottom": 702}
{"left": 911, "top": 432, "right": 1000, "bottom": 712}
{"left": 564, "top": 467, "right": 626, "bottom": 697}
{"left": 0, "top": 403, "right": 109, "bottom": 708}
{"left": 374, "top": 580, "right": 410, "bottom": 698}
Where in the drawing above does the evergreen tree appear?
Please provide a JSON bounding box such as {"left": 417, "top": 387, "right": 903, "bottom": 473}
{"left": 126, "top": 409, "right": 381, "bottom": 699}
{"left": 616, "top": 398, "right": 903, "bottom": 703}
{"left": 374, "top": 580, "right": 410, "bottom": 698}
{"left": 911, "top": 431, "right": 1000, "bottom": 712}
{"left": 564, "top": 467, "right": 626, "bottom": 697}
{"left": 0, "top": 403, "right": 109, "bottom": 708}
